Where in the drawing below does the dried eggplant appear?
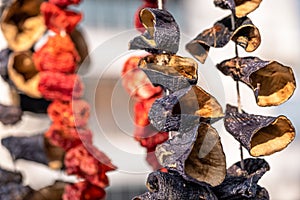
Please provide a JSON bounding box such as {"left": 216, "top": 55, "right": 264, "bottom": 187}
{"left": 0, "top": 103, "right": 22, "bottom": 125}
{"left": 224, "top": 104, "right": 295, "bottom": 157}
{"left": 0, "top": 182, "right": 33, "bottom": 200}
{"left": 186, "top": 15, "right": 260, "bottom": 64}
{"left": 1, "top": 134, "right": 65, "bottom": 170}
{"left": 213, "top": 158, "right": 270, "bottom": 199}
{"left": 129, "top": 8, "right": 180, "bottom": 54}
{"left": 24, "top": 181, "right": 66, "bottom": 200}
{"left": 132, "top": 170, "right": 218, "bottom": 200}
{"left": 20, "top": 94, "right": 51, "bottom": 114}
{"left": 138, "top": 54, "right": 198, "bottom": 92}
{"left": 149, "top": 85, "right": 223, "bottom": 132}
{"left": 1, "top": 0, "right": 46, "bottom": 51}
{"left": 8, "top": 51, "right": 42, "bottom": 98}
{"left": 214, "top": 0, "right": 263, "bottom": 18}
{"left": 156, "top": 123, "right": 226, "bottom": 187}
{"left": 0, "top": 167, "right": 23, "bottom": 184}
{"left": 217, "top": 57, "right": 296, "bottom": 106}
{"left": 0, "top": 48, "right": 11, "bottom": 79}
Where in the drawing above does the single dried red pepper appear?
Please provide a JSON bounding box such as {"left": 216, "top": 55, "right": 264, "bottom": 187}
{"left": 41, "top": 2, "right": 82, "bottom": 34}
{"left": 49, "top": 0, "right": 82, "bottom": 8}
{"left": 33, "top": 34, "right": 80, "bottom": 73}
{"left": 38, "top": 71, "right": 84, "bottom": 101}
{"left": 63, "top": 181, "right": 106, "bottom": 200}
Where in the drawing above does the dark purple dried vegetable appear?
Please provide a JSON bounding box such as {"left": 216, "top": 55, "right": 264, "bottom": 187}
{"left": 129, "top": 8, "right": 180, "bottom": 54}
{"left": 148, "top": 85, "right": 223, "bottom": 132}
{"left": 214, "top": 0, "right": 263, "bottom": 18}
{"left": 217, "top": 57, "right": 296, "bottom": 106}
{"left": 1, "top": 134, "right": 65, "bottom": 170}
{"left": 0, "top": 167, "right": 23, "bottom": 184}
{"left": 132, "top": 170, "right": 218, "bottom": 200}
{"left": 156, "top": 123, "right": 226, "bottom": 187}
{"left": 20, "top": 94, "right": 51, "bottom": 114}
{"left": 186, "top": 15, "right": 260, "bottom": 64}
{"left": 0, "top": 183, "right": 33, "bottom": 200}
{"left": 138, "top": 54, "right": 198, "bottom": 92}
{"left": 24, "top": 181, "right": 66, "bottom": 200}
{"left": 0, "top": 103, "right": 22, "bottom": 125}
{"left": 0, "top": 48, "right": 11, "bottom": 79}
{"left": 213, "top": 158, "right": 270, "bottom": 199}
{"left": 224, "top": 104, "right": 295, "bottom": 157}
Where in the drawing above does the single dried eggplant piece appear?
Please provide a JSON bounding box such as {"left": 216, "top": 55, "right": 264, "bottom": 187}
{"left": 24, "top": 181, "right": 66, "bottom": 200}
{"left": 129, "top": 8, "right": 180, "bottom": 54}
{"left": 0, "top": 182, "right": 33, "bottom": 200}
{"left": 156, "top": 123, "right": 226, "bottom": 187}
{"left": 213, "top": 158, "right": 270, "bottom": 199}
{"left": 224, "top": 104, "right": 295, "bottom": 157}
{"left": 8, "top": 51, "right": 42, "bottom": 98}
{"left": 20, "top": 94, "right": 51, "bottom": 114}
{"left": 0, "top": 167, "right": 23, "bottom": 184}
{"left": 186, "top": 15, "right": 260, "bottom": 64}
{"left": 139, "top": 54, "right": 198, "bottom": 92}
{"left": 217, "top": 57, "right": 296, "bottom": 106}
{"left": 132, "top": 170, "right": 218, "bottom": 200}
{"left": 214, "top": 0, "right": 262, "bottom": 18}
{"left": 0, "top": 48, "right": 11, "bottom": 79}
{"left": 149, "top": 85, "right": 223, "bottom": 132}
{"left": 1, "top": 0, "right": 46, "bottom": 51}
{"left": 0, "top": 103, "right": 22, "bottom": 125}
{"left": 1, "top": 134, "right": 65, "bottom": 170}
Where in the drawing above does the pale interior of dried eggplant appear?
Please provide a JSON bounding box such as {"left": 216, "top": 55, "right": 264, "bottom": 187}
{"left": 250, "top": 116, "right": 295, "bottom": 157}
{"left": 232, "top": 25, "right": 261, "bottom": 52}
{"left": 235, "top": 0, "right": 262, "bottom": 17}
{"left": 13, "top": 53, "right": 38, "bottom": 80}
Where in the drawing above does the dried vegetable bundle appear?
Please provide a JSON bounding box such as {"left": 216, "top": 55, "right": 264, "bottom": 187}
{"left": 131, "top": 0, "right": 296, "bottom": 199}
{"left": 0, "top": 0, "right": 116, "bottom": 199}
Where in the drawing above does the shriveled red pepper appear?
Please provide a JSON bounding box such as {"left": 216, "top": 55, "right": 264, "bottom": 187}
{"left": 122, "top": 56, "right": 162, "bottom": 101}
{"left": 38, "top": 72, "right": 84, "bottom": 101}
{"left": 49, "top": 0, "right": 82, "bottom": 8}
{"left": 41, "top": 2, "right": 82, "bottom": 34}
{"left": 63, "top": 181, "right": 106, "bottom": 200}
{"left": 45, "top": 123, "right": 92, "bottom": 151}
{"left": 33, "top": 35, "right": 80, "bottom": 73}
{"left": 134, "top": 97, "right": 160, "bottom": 126}
{"left": 47, "top": 100, "right": 90, "bottom": 128}
{"left": 65, "top": 144, "right": 116, "bottom": 188}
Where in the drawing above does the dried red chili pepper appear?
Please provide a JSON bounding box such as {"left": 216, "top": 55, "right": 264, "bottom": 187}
{"left": 122, "top": 56, "right": 162, "bottom": 101}
{"left": 49, "top": 0, "right": 82, "bottom": 8}
{"left": 65, "top": 144, "right": 116, "bottom": 188}
{"left": 38, "top": 72, "right": 84, "bottom": 101}
{"left": 41, "top": 2, "right": 82, "bottom": 34}
{"left": 134, "top": 97, "right": 159, "bottom": 126}
{"left": 33, "top": 34, "right": 80, "bottom": 73}
{"left": 45, "top": 124, "right": 93, "bottom": 151}
{"left": 63, "top": 181, "right": 105, "bottom": 200}
{"left": 146, "top": 150, "right": 163, "bottom": 170}
{"left": 47, "top": 100, "right": 90, "bottom": 128}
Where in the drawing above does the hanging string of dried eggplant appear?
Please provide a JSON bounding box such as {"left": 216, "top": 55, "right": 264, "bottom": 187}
{"left": 0, "top": 0, "right": 116, "bottom": 199}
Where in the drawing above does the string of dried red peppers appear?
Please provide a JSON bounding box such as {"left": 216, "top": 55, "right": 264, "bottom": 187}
{"left": 33, "top": 1, "right": 116, "bottom": 199}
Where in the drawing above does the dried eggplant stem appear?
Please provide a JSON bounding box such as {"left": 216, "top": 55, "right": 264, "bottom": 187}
{"left": 1, "top": 134, "right": 65, "bottom": 169}
{"left": 148, "top": 85, "right": 223, "bottom": 132}
{"left": 217, "top": 57, "right": 296, "bottom": 106}
{"left": 213, "top": 158, "right": 270, "bottom": 199}
{"left": 224, "top": 104, "right": 295, "bottom": 157}
{"left": 156, "top": 123, "right": 226, "bottom": 187}
{"left": 132, "top": 170, "right": 218, "bottom": 200}
{"left": 186, "top": 15, "right": 260, "bottom": 64}
{"left": 129, "top": 8, "right": 180, "bottom": 54}
{"left": 139, "top": 54, "right": 198, "bottom": 92}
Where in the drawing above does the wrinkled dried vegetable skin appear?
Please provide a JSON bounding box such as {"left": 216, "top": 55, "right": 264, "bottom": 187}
{"left": 0, "top": 183, "right": 33, "bottom": 200}
{"left": 129, "top": 8, "right": 180, "bottom": 54}
{"left": 213, "top": 158, "right": 270, "bottom": 199}
{"left": 139, "top": 54, "right": 198, "bottom": 92}
{"left": 217, "top": 57, "right": 296, "bottom": 106}
{"left": 24, "top": 181, "right": 66, "bottom": 200}
{"left": 148, "top": 85, "right": 223, "bottom": 132}
{"left": 224, "top": 104, "right": 295, "bottom": 157}
{"left": 132, "top": 170, "right": 218, "bottom": 200}
{"left": 0, "top": 0, "right": 46, "bottom": 51}
{"left": 214, "top": 0, "right": 263, "bottom": 18}
{"left": 186, "top": 15, "right": 260, "bottom": 64}
{"left": 0, "top": 168, "right": 23, "bottom": 184}
{"left": 0, "top": 103, "right": 22, "bottom": 125}
{"left": 156, "top": 123, "right": 226, "bottom": 187}
{"left": 1, "top": 134, "right": 65, "bottom": 170}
